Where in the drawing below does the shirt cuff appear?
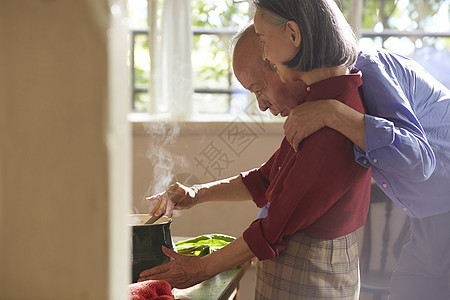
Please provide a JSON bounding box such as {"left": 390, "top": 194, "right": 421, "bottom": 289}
{"left": 364, "top": 115, "right": 395, "bottom": 151}
{"left": 243, "top": 219, "right": 277, "bottom": 260}
{"left": 354, "top": 115, "right": 395, "bottom": 167}
{"left": 240, "top": 170, "right": 269, "bottom": 208}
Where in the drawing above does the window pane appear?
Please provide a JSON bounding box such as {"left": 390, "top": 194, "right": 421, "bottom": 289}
{"left": 192, "top": 92, "right": 252, "bottom": 114}
{"left": 360, "top": 36, "right": 450, "bottom": 88}
{"left": 413, "top": 38, "right": 450, "bottom": 88}
{"left": 359, "top": 0, "right": 450, "bottom": 88}
{"left": 129, "top": 0, "right": 251, "bottom": 114}
{"left": 134, "top": 92, "right": 150, "bottom": 112}
{"left": 133, "top": 34, "right": 150, "bottom": 87}
{"left": 193, "top": 94, "right": 230, "bottom": 114}
{"left": 191, "top": 0, "right": 249, "bottom": 28}
{"left": 192, "top": 34, "right": 233, "bottom": 90}
{"left": 191, "top": 0, "right": 250, "bottom": 114}
{"left": 361, "top": 0, "right": 450, "bottom": 32}
{"left": 128, "top": 0, "right": 149, "bottom": 29}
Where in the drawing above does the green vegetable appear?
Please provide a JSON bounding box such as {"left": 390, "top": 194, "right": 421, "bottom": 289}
{"left": 175, "top": 234, "right": 236, "bottom": 257}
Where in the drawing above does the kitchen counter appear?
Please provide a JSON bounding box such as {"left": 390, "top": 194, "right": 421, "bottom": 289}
{"left": 172, "top": 260, "right": 251, "bottom": 300}
{"left": 171, "top": 236, "right": 251, "bottom": 300}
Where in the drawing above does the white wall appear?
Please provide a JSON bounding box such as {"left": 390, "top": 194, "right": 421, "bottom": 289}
{"left": 0, "top": 1, "right": 131, "bottom": 299}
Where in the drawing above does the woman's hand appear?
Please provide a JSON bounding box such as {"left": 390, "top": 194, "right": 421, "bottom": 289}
{"left": 284, "top": 99, "right": 366, "bottom": 152}
{"left": 146, "top": 182, "right": 199, "bottom": 218}
{"left": 138, "top": 246, "right": 210, "bottom": 289}
{"left": 284, "top": 100, "right": 335, "bottom": 152}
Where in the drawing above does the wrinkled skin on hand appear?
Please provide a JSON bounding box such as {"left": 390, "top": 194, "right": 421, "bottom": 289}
{"left": 284, "top": 100, "right": 333, "bottom": 152}
{"left": 138, "top": 246, "right": 210, "bottom": 289}
{"left": 146, "top": 182, "right": 199, "bottom": 218}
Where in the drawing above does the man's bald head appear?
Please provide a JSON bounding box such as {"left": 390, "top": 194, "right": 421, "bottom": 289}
{"left": 232, "top": 23, "right": 306, "bottom": 117}
{"left": 232, "top": 24, "right": 265, "bottom": 83}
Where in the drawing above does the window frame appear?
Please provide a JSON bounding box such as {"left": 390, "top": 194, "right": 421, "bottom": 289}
{"left": 130, "top": 27, "right": 249, "bottom": 112}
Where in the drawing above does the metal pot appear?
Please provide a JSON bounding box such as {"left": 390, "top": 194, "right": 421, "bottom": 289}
{"left": 130, "top": 214, "right": 175, "bottom": 283}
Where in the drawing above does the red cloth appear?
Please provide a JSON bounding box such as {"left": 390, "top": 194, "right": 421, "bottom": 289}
{"left": 129, "top": 280, "right": 174, "bottom": 300}
{"left": 241, "top": 71, "right": 371, "bottom": 260}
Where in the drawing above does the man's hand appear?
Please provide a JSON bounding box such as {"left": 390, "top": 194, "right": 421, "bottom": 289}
{"left": 138, "top": 246, "right": 211, "bottom": 289}
{"left": 138, "top": 237, "right": 255, "bottom": 289}
{"left": 284, "top": 100, "right": 334, "bottom": 152}
{"left": 146, "top": 182, "right": 199, "bottom": 218}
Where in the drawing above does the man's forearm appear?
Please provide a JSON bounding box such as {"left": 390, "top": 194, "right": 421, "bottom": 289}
{"left": 201, "top": 236, "right": 255, "bottom": 277}
{"left": 328, "top": 100, "right": 366, "bottom": 151}
{"left": 196, "top": 174, "right": 252, "bottom": 204}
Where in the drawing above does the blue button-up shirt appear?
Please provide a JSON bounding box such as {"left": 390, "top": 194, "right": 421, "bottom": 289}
{"left": 355, "top": 48, "right": 450, "bottom": 218}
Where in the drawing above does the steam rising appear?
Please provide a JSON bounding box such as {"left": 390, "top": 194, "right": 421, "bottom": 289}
{"left": 145, "top": 121, "right": 187, "bottom": 210}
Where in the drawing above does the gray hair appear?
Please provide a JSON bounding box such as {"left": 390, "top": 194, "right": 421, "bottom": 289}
{"left": 251, "top": 0, "right": 357, "bottom": 72}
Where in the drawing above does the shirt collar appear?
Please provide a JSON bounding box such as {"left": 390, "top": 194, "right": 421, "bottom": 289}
{"left": 302, "top": 68, "right": 362, "bottom": 102}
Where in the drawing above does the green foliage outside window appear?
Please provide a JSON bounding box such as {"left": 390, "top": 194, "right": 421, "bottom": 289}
{"left": 133, "top": 34, "right": 150, "bottom": 111}
{"left": 191, "top": 0, "right": 249, "bottom": 113}
{"left": 129, "top": 0, "right": 450, "bottom": 112}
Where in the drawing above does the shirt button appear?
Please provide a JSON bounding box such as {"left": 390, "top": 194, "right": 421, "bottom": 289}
{"left": 278, "top": 166, "right": 281, "bottom": 171}
{"left": 306, "top": 87, "right": 311, "bottom": 92}
{"left": 372, "top": 158, "right": 378, "bottom": 163}
{"left": 403, "top": 207, "right": 407, "bottom": 212}
{"left": 382, "top": 183, "right": 388, "bottom": 188}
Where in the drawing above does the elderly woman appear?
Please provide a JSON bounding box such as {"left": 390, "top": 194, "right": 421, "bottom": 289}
{"left": 140, "top": 1, "right": 371, "bottom": 299}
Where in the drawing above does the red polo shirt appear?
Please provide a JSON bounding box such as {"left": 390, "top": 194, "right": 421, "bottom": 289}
{"left": 241, "top": 71, "right": 371, "bottom": 260}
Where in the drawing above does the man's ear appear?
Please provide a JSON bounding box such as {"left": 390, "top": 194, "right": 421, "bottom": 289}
{"left": 286, "top": 21, "right": 301, "bottom": 48}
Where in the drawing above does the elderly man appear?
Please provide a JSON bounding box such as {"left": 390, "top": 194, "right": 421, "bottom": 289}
{"left": 234, "top": 23, "right": 450, "bottom": 300}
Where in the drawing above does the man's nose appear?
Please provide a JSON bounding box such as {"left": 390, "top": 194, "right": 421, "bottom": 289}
{"left": 258, "top": 102, "right": 268, "bottom": 111}
{"left": 256, "top": 97, "right": 270, "bottom": 111}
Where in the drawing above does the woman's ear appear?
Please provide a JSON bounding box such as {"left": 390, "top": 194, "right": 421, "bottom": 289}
{"left": 286, "top": 21, "right": 301, "bottom": 48}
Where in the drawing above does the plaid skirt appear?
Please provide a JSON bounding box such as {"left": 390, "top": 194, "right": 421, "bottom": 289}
{"left": 255, "top": 231, "right": 360, "bottom": 300}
